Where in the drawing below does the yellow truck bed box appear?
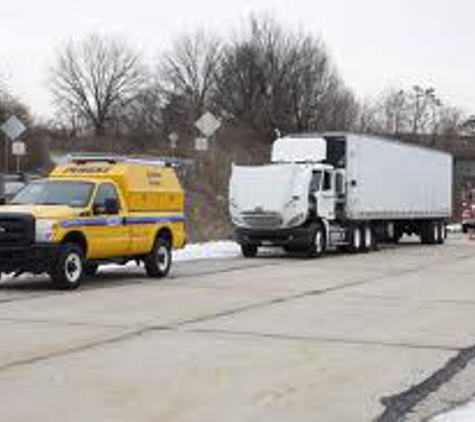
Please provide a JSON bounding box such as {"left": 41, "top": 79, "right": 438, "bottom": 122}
{"left": 50, "top": 161, "right": 185, "bottom": 212}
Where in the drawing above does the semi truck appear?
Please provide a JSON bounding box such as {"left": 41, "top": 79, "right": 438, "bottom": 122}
{"left": 229, "top": 133, "right": 453, "bottom": 257}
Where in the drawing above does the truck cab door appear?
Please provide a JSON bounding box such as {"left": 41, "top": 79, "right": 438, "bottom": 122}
{"left": 314, "top": 171, "right": 336, "bottom": 220}
{"left": 87, "top": 183, "right": 131, "bottom": 259}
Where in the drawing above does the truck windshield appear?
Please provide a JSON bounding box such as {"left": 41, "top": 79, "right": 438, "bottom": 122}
{"left": 11, "top": 180, "right": 94, "bottom": 208}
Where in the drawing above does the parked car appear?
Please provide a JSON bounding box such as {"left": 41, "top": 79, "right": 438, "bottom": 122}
{"left": 0, "top": 173, "right": 36, "bottom": 204}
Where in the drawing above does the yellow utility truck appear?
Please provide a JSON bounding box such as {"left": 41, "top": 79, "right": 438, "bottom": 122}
{"left": 0, "top": 156, "right": 186, "bottom": 289}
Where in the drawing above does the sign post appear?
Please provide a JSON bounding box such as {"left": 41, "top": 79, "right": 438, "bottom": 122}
{"left": 12, "top": 141, "right": 26, "bottom": 173}
{"left": 194, "top": 111, "right": 221, "bottom": 152}
{"left": 0, "top": 116, "right": 27, "bottom": 173}
{"left": 168, "top": 132, "right": 179, "bottom": 150}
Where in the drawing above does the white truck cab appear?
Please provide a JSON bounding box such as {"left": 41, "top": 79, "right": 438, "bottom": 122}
{"left": 229, "top": 133, "right": 452, "bottom": 258}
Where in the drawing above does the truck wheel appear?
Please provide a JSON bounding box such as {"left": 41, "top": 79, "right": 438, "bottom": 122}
{"left": 50, "top": 243, "right": 85, "bottom": 290}
{"left": 307, "top": 225, "right": 326, "bottom": 258}
{"left": 437, "top": 222, "right": 445, "bottom": 245}
{"left": 241, "top": 244, "right": 258, "bottom": 258}
{"left": 387, "top": 223, "right": 402, "bottom": 244}
{"left": 421, "top": 221, "right": 437, "bottom": 245}
{"left": 361, "top": 225, "right": 375, "bottom": 252}
{"left": 349, "top": 226, "right": 362, "bottom": 253}
{"left": 84, "top": 263, "right": 99, "bottom": 277}
{"left": 144, "top": 237, "right": 172, "bottom": 278}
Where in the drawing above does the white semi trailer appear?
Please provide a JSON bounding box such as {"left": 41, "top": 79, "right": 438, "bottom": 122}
{"left": 229, "top": 133, "right": 453, "bottom": 257}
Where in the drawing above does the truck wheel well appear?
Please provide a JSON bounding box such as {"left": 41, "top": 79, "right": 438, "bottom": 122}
{"left": 156, "top": 228, "right": 173, "bottom": 246}
{"left": 62, "top": 232, "right": 88, "bottom": 255}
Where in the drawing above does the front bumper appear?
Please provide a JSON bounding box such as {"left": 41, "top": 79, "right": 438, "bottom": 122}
{"left": 0, "top": 243, "right": 60, "bottom": 274}
{"left": 235, "top": 226, "right": 313, "bottom": 248}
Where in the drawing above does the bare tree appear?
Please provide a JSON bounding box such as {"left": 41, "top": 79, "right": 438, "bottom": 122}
{"left": 160, "top": 31, "right": 221, "bottom": 121}
{"left": 460, "top": 115, "right": 475, "bottom": 136}
{"left": 50, "top": 34, "right": 146, "bottom": 137}
{"left": 407, "top": 85, "right": 441, "bottom": 135}
{"left": 376, "top": 89, "right": 408, "bottom": 135}
{"left": 119, "top": 78, "right": 166, "bottom": 143}
{"left": 214, "top": 15, "right": 356, "bottom": 137}
{"left": 0, "top": 90, "right": 31, "bottom": 126}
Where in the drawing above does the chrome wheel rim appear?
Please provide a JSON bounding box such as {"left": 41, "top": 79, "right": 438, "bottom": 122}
{"left": 365, "top": 227, "right": 372, "bottom": 248}
{"left": 354, "top": 228, "right": 361, "bottom": 249}
{"left": 315, "top": 231, "right": 323, "bottom": 254}
{"left": 65, "top": 253, "right": 82, "bottom": 283}
{"left": 156, "top": 245, "right": 170, "bottom": 272}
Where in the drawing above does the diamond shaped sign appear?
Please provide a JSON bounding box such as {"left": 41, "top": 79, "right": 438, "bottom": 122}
{"left": 1, "top": 115, "right": 26, "bottom": 141}
{"left": 194, "top": 112, "right": 221, "bottom": 138}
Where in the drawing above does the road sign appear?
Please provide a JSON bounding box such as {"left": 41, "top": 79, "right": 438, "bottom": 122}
{"left": 168, "top": 132, "right": 179, "bottom": 149}
{"left": 195, "top": 137, "right": 209, "bottom": 151}
{"left": 12, "top": 141, "right": 26, "bottom": 156}
{"left": 0, "top": 116, "right": 26, "bottom": 141}
{"left": 194, "top": 112, "right": 221, "bottom": 138}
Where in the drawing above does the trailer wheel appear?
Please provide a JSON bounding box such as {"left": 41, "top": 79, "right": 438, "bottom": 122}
{"left": 144, "top": 237, "right": 172, "bottom": 278}
{"left": 421, "top": 221, "right": 438, "bottom": 245}
{"left": 387, "top": 223, "right": 402, "bottom": 244}
{"left": 241, "top": 244, "right": 258, "bottom": 258}
{"left": 349, "top": 226, "right": 362, "bottom": 253}
{"left": 50, "top": 243, "right": 85, "bottom": 290}
{"left": 307, "top": 225, "right": 326, "bottom": 258}
{"left": 437, "top": 222, "right": 445, "bottom": 245}
{"left": 361, "top": 225, "right": 374, "bottom": 252}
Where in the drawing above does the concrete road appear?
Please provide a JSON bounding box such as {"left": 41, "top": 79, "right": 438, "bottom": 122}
{"left": 1, "top": 236, "right": 475, "bottom": 421}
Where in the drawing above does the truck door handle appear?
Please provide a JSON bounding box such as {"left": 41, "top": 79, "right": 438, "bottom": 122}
{"left": 350, "top": 180, "right": 357, "bottom": 187}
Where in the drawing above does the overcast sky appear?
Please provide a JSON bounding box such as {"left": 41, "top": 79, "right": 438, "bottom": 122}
{"left": 0, "top": 0, "right": 474, "bottom": 119}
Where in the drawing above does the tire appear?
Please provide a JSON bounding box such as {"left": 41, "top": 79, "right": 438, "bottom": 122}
{"left": 144, "top": 237, "right": 172, "bottom": 278}
{"left": 437, "top": 222, "right": 445, "bottom": 245}
{"left": 50, "top": 243, "right": 85, "bottom": 290}
{"left": 462, "top": 224, "right": 468, "bottom": 234}
{"left": 307, "top": 225, "right": 326, "bottom": 258}
{"left": 84, "top": 263, "right": 99, "bottom": 277}
{"left": 241, "top": 244, "right": 258, "bottom": 258}
{"left": 361, "top": 224, "right": 374, "bottom": 253}
{"left": 421, "top": 221, "right": 438, "bottom": 245}
{"left": 387, "top": 223, "right": 402, "bottom": 244}
{"left": 349, "top": 226, "right": 362, "bottom": 253}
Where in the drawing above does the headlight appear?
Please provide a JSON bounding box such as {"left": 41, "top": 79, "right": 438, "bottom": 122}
{"left": 35, "top": 219, "right": 58, "bottom": 242}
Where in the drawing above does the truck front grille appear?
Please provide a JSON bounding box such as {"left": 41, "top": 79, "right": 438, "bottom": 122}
{"left": 242, "top": 211, "right": 283, "bottom": 229}
{"left": 0, "top": 214, "right": 35, "bottom": 247}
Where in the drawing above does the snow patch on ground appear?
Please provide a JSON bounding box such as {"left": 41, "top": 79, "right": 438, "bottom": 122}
{"left": 447, "top": 224, "right": 463, "bottom": 233}
{"left": 433, "top": 400, "right": 475, "bottom": 421}
{"left": 173, "top": 241, "right": 241, "bottom": 262}
{"left": 101, "top": 240, "right": 242, "bottom": 271}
